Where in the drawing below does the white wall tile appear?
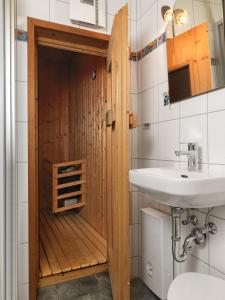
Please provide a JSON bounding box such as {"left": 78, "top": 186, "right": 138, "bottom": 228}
{"left": 208, "top": 88, "right": 225, "bottom": 113}
{"left": 131, "top": 192, "right": 139, "bottom": 224}
{"left": 181, "top": 255, "right": 209, "bottom": 274}
{"left": 18, "top": 283, "right": 29, "bottom": 300}
{"left": 130, "top": 225, "right": 133, "bottom": 257}
{"left": 130, "top": 159, "right": 141, "bottom": 192}
{"left": 106, "top": 13, "right": 114, "bottom": 34}
{"left": 140, "top": 0, "right": 156, "bottom": 17}
{"left": 132, "top": 93, "right": 138, "bottom": 117}
{"left": 141, "top": 2, "right": 157, "bottom": 47}
{"left": 141, "top": 87, "right": 158, "bottom": 124}
{"left": 131, "top": 128, "right": 139, "bottom": 158}
{"left": 17, "top": 162, "right": 28, "bottom": 204}
{"left": 18, "top": 243, "right": 29, "bottom": 285}
{"left": 131, "top": 61, "right": 138, "bottom": 94}
{"left": 211, "top": 206, "right": 225, "bottom": 221}
{"left": 180, "top": 114, "right": 208, "bottom": 164}
{"left": 107, "top": 0, "right": 126, "bottom": 15}
{"left": 174, "top": 261, "right": 181, "bottom": 278}
{"left": 158, "top": 81, "right": 179, "bottom": 122}
{"left": 50, "top": 0, "right": 71, "bottom": 26}
{"left": 131, "top": 257, "right": 139, "bottom": 278}
{"left": 129, "top": 0, "right": 137, "bottom": 20}
{"left": 158, "top": 160, "right": 180, "bottom": 169}
{"left": 142, "top": 159, "right": 158, "bottom": 168}
{"left": 209, "top": 267, "right": 225, "bottom": 281}
{"left": 137, "top": 20, "right": 142, "bottom": 50}
{"left": 137, "top": 60, "right": 142, "bottom": 93}
{"left": 143, "top": 123, "right": 158, "bottom": 159}
{"left": 132, "top": 223, "right": 139, "bottom": 257}
{"left": 141, "top": 51, "right": 158, "bottom": 91}
{"left": 18, "top": 203, "right": 28, "bottom": 244}
{"left": 159, "top": 119, "right": 179, "bottom": 161}
{"left": 136, "top": 0, "right": 141, "bottom": 20}
{"left": 17, "top": 0, "right": 50, "bottom": 30}
{"left": 17, "top": 122, "right": 28, "bottom": 162}
{"left": 138, "top": 126, "right": 143, "bottom": 157}
{"left": 209, "top": 2, "right": 223, "bottom": 24}
{"left": 209, "top": 216, "right": 225, "bottom": 274}
{"left": 16, "top": 81, "right": 28, "bottom": 122}
{"left": 130, "top": 20, "right": 137, "bottom": 51}
{"left": 192, "top": 1, "right": 212, "bottom": 29}
{"left": 16, "top": 41, "right": 27, "bottom": 82}
{"left": 208, "top": 110, "right": 225, "bottom": 164}
{"left": 180, "top": 94, "right": 208, "bottom": 118}
{"left": 157, "top": 44, "right": 168, "bottom": 84}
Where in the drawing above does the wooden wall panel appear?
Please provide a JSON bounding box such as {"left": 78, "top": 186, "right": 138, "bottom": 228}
{"left": 68, "top": 54, "right": 107, "bottom": 239}
{"left": 167, "top": 22, "right": 212, "bottom": 96}
{"left": 38, "top": 47, "right": 70, "bottom": 210}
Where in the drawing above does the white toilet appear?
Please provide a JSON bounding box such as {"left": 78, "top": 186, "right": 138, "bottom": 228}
{"left": 168, "top": 272, "right": 225, "bottom": 300}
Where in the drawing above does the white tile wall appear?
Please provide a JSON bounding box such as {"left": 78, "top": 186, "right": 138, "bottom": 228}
{"left": 208, "top": 110, "right": 225, "bottom": 164}
{"left": 158, "top": 119, "right": 179, "bottom": 161}
{"left": 141, "top": 87, "right": 158, "bottom": 124}
{"left": 143, "top": 123, "right": 158, "bottom": 159}
{"left": 136, "top": 0, "right": 225, "bottom": 285}
{"left": 180, "top": 94, "right": 208, "bottom": 118}
{"left": 141, "top": 50, "right": 158, "bottom": 91}
{"left": 18, "top": 243, "right": 29, "bottom": 285}
{"left": 180, "top": 114, "right": 208, "bottom": 164}
{"left": 17, "top": 122, "right": 28, "bottom": 162}
{"left": 16, "top": 81, "right": 28, "bottom": 122}
{"left": 17, "top": 163, "right": 28, "bottom": 204}
{"left": 17, "top": 0, "right": 50, "bottom": 30}
{"left": 141, "top": 1, "right": 157, "bottom": 47}
{"left": 16, "top": 0, "right": 139, "bottom": 297}
{"left": 16, "top": 41, "right": 27, "bottom": 82}
{"left": 209, "top": 216, "right": 225, "bottom": 274}
{"left": 208, "top": 88, "right": 225, "bottom": 112}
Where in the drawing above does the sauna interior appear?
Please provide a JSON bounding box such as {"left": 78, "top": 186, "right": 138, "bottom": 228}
{"left": 38, "top": 45, "right": 108, "bottom": 283}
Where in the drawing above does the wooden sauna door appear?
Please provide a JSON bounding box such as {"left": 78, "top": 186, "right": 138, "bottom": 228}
{"left": 106, "top": 5, "right": 130, "bottom": 300}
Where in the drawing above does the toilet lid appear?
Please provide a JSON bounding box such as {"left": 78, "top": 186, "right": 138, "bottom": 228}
{"left": 168, "top": 272, "right": 225, "bottom": 300}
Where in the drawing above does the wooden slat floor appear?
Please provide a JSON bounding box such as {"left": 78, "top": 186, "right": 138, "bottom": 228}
{"left": 39, "top": 211, "right": 107, "bottom": 278}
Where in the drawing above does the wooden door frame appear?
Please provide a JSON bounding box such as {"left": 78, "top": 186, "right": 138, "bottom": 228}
{"left": 28, "top": 18, "right": 110, "bottom": 299}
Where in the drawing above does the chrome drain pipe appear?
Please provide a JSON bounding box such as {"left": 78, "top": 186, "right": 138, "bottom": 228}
{"left": 171, "top": 207, "right": 188, "bottom": 263}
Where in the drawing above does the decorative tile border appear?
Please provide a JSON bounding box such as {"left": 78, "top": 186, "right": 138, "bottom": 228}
{"left": 16, "top": 29, "right": 28, "bottom": 42}
{"left": 129, "top": 31, "right": 167, "bottom": 61}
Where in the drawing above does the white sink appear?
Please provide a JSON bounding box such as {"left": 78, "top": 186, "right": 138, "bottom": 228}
{"left": 129, "top": 168, "right": 225, "bottom": 208}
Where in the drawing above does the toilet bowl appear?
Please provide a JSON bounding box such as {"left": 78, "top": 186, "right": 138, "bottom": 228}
{"left": 168, "top": 272, "right": 225, "bottom": 300}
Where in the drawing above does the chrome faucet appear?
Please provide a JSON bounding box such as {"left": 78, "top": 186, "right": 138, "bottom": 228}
{"left": 175, "top": 143, "right": 198, "bottom": 171}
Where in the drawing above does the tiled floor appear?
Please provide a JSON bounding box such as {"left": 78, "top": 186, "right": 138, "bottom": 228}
{"left": 38, "top": 272, "right": 160, "bottom": 300}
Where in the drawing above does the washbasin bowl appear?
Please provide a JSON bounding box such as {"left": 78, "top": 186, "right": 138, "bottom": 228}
{"left": 129, "top": 168, "right": 225, "bottom": 208}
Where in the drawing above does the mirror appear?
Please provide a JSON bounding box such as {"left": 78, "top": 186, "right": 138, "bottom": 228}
{"left": 164, "top": 0, "right": 225, "bottom": 103}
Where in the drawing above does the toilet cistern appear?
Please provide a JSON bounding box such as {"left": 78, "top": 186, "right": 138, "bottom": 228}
{"left": 175, "top": 142, "right": 198, "bottom": 171}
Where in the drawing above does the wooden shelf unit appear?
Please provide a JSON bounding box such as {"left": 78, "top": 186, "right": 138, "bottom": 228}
{"left": 52, "top": 160, "right": 87, "bottom": 213}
